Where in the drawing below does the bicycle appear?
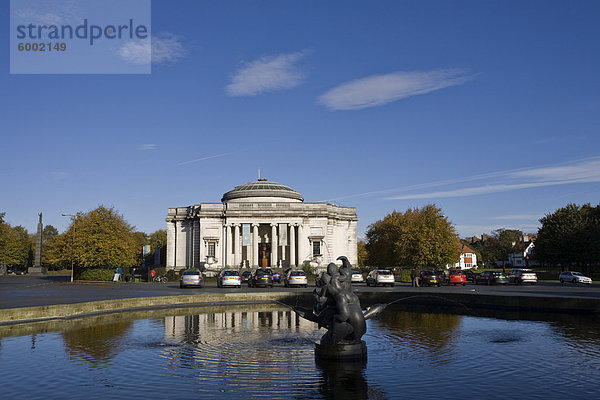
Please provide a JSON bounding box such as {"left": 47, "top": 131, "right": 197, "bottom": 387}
{"left": 153, "top": 275, "right": 168, "bottom": 283}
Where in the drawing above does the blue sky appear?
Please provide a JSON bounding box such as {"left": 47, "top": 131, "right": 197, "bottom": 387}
{"left": 2, "top": 0, "right": 600, "bottom": 239}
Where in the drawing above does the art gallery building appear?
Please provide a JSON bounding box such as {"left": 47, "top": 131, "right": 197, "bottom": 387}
{"left": 166, "top": 179, "right": 358, "bottom": 274}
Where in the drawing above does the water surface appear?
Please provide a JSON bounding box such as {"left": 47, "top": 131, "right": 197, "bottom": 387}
{"left": 1, "top": 304, "right": 599, "bottom": 399}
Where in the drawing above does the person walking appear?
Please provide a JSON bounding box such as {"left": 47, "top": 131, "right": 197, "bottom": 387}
{"left": 411, "top": 267, "right": 420, "bottom": 287}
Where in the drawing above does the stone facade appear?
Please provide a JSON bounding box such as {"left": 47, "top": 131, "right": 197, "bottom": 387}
{"left": 166, "top": 179, "right": 358, "bottom": 274}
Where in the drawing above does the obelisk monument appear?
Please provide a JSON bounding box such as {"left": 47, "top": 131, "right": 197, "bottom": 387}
{"left": 28, "top": 213, "right": 47, "bottom": 275}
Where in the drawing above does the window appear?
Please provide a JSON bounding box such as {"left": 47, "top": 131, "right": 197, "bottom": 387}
{"left": 312, "top": 241, "right": 321, "bottom": 257}
{"left": 208, "top": 242, "right": 216, "bottom": 258}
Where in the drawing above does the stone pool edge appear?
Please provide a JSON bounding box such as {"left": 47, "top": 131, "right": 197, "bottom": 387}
{"left": 1, "top": 291, "right": 599, "bottom": 326}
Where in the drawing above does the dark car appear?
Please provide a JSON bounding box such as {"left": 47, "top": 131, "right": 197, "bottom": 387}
{"left": 419, "top": 270, "right": 440, "bottom": 287}
{"left": 474, "top": 270, "right": 509, "bottom": 285}
{"left": 265, "top": 268, "right": 281, "bottom": 283}
{"left": 463, "top": 269, "right": 477, "bottom": 282}
{"left": 241, "top": 270, "right": 252, "bottom": 284}
{"left": 248, "top": 268, "right": 273, "bottom": 288}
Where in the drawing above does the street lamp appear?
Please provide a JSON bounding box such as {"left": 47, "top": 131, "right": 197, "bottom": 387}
{"left": 61, "top": 213, "right": 76, "bottom": 283}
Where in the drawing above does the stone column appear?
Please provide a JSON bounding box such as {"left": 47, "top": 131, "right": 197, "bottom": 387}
{"left": 253, "top": 223, "right": 259, "bottom": 267}
{"left": 166, "top": 220, "right": 176, "bottom": 270}
{"left": 226, "top": 224, "right": 232, "bottom": 267}
{"left": 271, "top": 224, "right": 278, "bottom": 268}
{"left": 297, "top": 224, "right": 304, "bottom": 265}
{"left": 290, "top": 224, "right": 296, "bottom": 267}
{"left": 234, "top": 224, "right": 240, "bottom": 267}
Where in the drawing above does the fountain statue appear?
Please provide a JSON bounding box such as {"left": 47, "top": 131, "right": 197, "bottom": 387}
{"left": 294, "top": 256, "right": 386, "bottom": 361}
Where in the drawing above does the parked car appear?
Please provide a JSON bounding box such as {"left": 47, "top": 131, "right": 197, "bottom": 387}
{"left": 447, "top": 270, "right": 467, "bottom": 286}
{"left": 351, "top": 270, "right": 364, "bottom": 283}
{"left": 248, "top": 268, "right": 273, "bottom": 288}
{"left": 180, "top": 270, "right": 204, "bottom": 288}
{"left": 418, "top": 270, "right": 440, "bottom": 287}
{"left": 240, "top": 270, "right": 252, "bottom": 284}
{"left": 559, "top": 271, "right": 592, "bottom": 284}
{"left": 463, "top": 269, "right": 477, "bottom": 283}
{"left": 264, "top": 268, "right": 281, "bottom": 283}
{"left": 474, "top": 270, "right": 508, "bottom": 285}
{"left": 217, "top": 269, "right": 242, "bottom": 288}
{"left": 284, "top": 270, "right": 308, "bottom": 287}
{"left": 366, "top": 269, "right": 395, "bottom": 287}
{"left": 508, "top": 268, "right": 538, "bottom": 285}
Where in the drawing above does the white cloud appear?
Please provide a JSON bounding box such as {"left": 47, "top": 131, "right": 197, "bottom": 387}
{"left": 226, "top": 51, "right": 307, "bottom": 96}
{"left": 137, "top": 144, "right": 157, "bottom": 151}
{"left": 385, "top": 158, "right": 600, "bottom": 200}
{"left": 317, "top": 69, "right": 471, "bottom": 111}
{"left": 116, "top": 34, "right": 186, "bottom": 65}
{"left": 491, "top": 214, "right": 543, "bottom": 221}
{"left": 177, "top": 152, "right": 233, "bottom": 166}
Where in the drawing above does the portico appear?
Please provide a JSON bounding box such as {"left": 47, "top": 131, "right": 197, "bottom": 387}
{"left": 166, "top": 179, "right": 358, "bottom": 275}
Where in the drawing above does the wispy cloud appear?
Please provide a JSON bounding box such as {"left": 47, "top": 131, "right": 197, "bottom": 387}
{"left": 226, "top": 51, "right": 307, "bottom": 96}
{"left": 116, "top": 33, "right": 186, "bottom": 65}
{"left": 317, "top": 68, "right": 471, "bottom": 111}
{"left": 456, "top": 224, "right": 541, "bottom": 237}
{"left": 177, "top": 152, "right": 233, "bottom": 166}
{"left": 490, "top": 214, "right": 543, "bottom": 221}
{"left": 385, "top": 157, "right": 600, "bottom": 200}
{"left": 137, "top": 144, "right": 157, "bottom": 151}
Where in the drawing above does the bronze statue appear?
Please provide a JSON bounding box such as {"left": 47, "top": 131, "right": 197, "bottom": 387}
{"left": 294, "top": 256, "right": 386, "bottom": 355}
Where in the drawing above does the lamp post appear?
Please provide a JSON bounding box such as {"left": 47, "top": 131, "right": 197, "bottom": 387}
{"left": 61, "top": 213, "right": 76, "bottom": 283}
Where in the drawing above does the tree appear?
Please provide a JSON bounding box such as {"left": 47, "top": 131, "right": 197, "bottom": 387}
{"left": 63, "top": 206, "right": 138, "bottom": 268}
{"left": 147, "top": 229, "right": 167, "bottom": 266}
{"left": 357, "top": 240, "right": 368, "bottom": 267}
{"left": 536, "top": 203, "right": 600, "bottom": 271}
{"left": 0, "top": 224, "right": 31, "bottom": 267}
{"left": 365, "top": 204, "right": 461, "bottom": 268}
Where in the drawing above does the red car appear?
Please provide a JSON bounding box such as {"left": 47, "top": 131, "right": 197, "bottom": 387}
{"left": 447, "top": 270, "right": 467, "bottom": 286}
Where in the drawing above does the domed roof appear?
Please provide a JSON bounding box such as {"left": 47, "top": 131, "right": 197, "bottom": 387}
{"left": 221, "top": 179, "right": 304, "bottom": 202}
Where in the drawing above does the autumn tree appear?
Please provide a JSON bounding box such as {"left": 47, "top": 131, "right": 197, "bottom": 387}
{"left": 62, "top": 206, "right": 138, "bottom": 268}
{"left": 357, "top": 240, "right": 368, "bottom": 267}
{"left": 365, "top": 204, "right": 461, "bottom": 268}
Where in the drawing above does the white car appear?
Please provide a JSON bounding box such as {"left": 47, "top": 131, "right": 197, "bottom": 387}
{"left": 559, "top": 271, "right": 592, "bottom": 284}
{"left": 217, "top": 269, "right": 242, "bottom": 288}
{"left": 366, "top": 269, "right": 395, "bottom": 287}
{"left": 284, "top": 270, "right": 308, "bottom": 287}
{"left": 351, "top": 270, "right": 364, "bottom": 283}
{"left": 509, "top": 268, "right": 538, "bottom": 285}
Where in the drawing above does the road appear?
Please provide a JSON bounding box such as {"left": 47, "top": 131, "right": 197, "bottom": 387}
{"left": 1, "top": 274, "right": 599, "bottom": 309}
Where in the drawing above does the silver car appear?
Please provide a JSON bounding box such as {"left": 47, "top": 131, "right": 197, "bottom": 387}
{"left": 284, "top": 270, "right": 308, "bottom": 287}
{"left": 217, "top": 269, "right": 242, "bottom": 288}
{"left": 180, "top": 270, "right": 204, "bottom": 288}
{"left": 559, "top": 271, "right": 592, "bottom": 284}
{"left": 351, "top": 270, "right": 364, "bottom": 283}
{"left": 509, "top": 268, "right": 538, "bottom": 285}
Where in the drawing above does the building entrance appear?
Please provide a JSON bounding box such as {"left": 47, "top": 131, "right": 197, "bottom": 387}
{"left": 259, "top": 243, "right": 271, "bottom": 268}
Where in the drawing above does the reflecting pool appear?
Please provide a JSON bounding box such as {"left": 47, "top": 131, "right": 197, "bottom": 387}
{"left": 1, "top": 304, "right": 599, "bottom": 399}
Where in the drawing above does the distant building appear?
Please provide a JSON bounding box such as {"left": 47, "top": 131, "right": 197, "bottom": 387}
{"left": 165, "top": 179, "right": 358, "bottom": 274}
{"left": 451, "top": 243, "right": 478, "bottom": 269}
{"left": 509, "top": 240, "right": 538, "bottom": 267}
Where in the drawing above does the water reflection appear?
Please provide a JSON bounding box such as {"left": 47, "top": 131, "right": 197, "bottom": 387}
{"left": 376, "top": 307, "right": 462, "bottom": 365}
{"left": 2, "top": 305, "right": 600, "bottom": 399}
{"left": 62, "top": 321, "right": 133, "bottom": 365}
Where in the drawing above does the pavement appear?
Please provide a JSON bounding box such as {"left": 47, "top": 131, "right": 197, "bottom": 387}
{"left": 1, "top": 274, "right": 599, "bottom": 324}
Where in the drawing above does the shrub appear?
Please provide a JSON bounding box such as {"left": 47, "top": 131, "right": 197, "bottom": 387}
{"left": 77, "top": 268, "right": 115, "bottom": 281}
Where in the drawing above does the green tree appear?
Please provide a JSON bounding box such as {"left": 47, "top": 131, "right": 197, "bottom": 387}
{"left": 63, "top": 206, "right": 138, "bottom": 268}
{"left": 536, "top": 203, "right": 600, "bottom": 271}
{"left": 365, "top": 204, "right": 461, "bottom": 268}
